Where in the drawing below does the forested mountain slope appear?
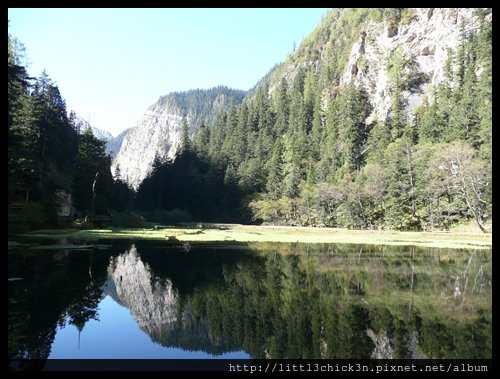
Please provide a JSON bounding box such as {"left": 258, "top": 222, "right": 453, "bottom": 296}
{"left": 112, "top": 87, "right": 246, "bottom": 189}
{"left": 8, "top": 8, "right": 491, "bottom": 232}
{"left": 138, "top": 8, "right": 491, "bottom": 231}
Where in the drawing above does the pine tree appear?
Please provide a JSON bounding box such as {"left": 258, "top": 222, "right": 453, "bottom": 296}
{"left": 474, "top": 17, "right": 492, "bottom": 165}
{"left": 266, "top": 140, "right": 284, "bottom": 200}
{"left": 415, "top": 92, "right": 442, "bottom": 144}
{"left": 317, "top": 93, "right": 341, "bottom": 182}
{"left": 387, "top": 46, "right": 406, "bottom": 140}
{"left": 193, "top": 123, "right": 210, "bottom": 157}
{"left": 310, "top": 91, "right": 323, "bottom": 162}
{"left": 273, "top": 78, "right": 289, "bottom": 137}
{"left": 383, "top": 137, "right": 419, "bottom": 230}
{"left": 73, "top": 129, "right": 112, "bottom": 215}
{"left": 179, "top": 120, "right": 192, "bottom": 154}
{"left": 8, "top": 35, "right": 38, "bottom": 195}
{"left": 336, "top": 83, "right": 368, "bottom": 172}
{"left": 281, "top": 134, "right": 301, "bottom": 198}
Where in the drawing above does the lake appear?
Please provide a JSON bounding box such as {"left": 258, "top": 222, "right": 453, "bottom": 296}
{"left": 8, "top": 240, "right": 491, "bottom": 361}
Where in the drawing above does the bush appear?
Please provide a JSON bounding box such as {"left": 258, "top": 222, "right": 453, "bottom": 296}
{"left": 8, "top": 202, "right": 45, "bottom": 234}
{"left": 142, "top": 208, "right": 192, "bottom": 225}
{"left": 400, "top": 9, "right": 414, "bottom": 25}
{"left": 164, "top": 208, "right": 192, "bottom": 224}
{"left": 109, "top": 211, "right": 146, "bottom": 228}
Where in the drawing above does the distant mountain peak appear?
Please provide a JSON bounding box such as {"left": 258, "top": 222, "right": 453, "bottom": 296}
{"left": 70, "top": 112, "right": 114, "bottom": 141}
{"left": 112, "top": 87, "right": 246, "bottom": 189}
{"left": 81, "top": 124, "right": 114, "bottom": 142}
{"left": 106, "top": 127, "right": 133, "bottom": 159}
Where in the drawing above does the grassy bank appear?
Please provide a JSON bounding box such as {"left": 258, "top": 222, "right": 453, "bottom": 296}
{"left": 22, "top": 224, "right": 491, "bottom": 250}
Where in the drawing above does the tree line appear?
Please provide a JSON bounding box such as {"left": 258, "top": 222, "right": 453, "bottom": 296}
{"left": 8, "top": 9, "right": 491, "bottom": 232}
{"left": 138, "top": 10, "right": 491, "bottom": 232}
{"left": 8, "top": 34, "right": 129, "bottom": 230}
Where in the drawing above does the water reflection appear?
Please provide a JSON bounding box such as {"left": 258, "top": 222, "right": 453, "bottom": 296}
{"left": 102, "top": 245, "right": 242, "bottom": 355}
{"left": 105, "top": 246, "right": 179, "bottom": 338}
{"left": 8, "top": 242, "right": 491, "bottom": 360}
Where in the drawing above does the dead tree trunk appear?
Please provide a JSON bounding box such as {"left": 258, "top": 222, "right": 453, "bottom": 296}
{"left": 91, "top": 171, "right": 99, "bottom": 222}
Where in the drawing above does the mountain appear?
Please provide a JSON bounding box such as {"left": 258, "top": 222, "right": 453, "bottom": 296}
{"left": 132, "top": 8, "right": 491, "bottom": 231}
{"left": 112, "top": 86, "right": 246, "bottom": 189}
{"left": 86, "top": 125, "right": 113, "bottom": 142}
{"left": 113, "top": 8, "right": 491, "bottom": 192}
{"left": 7, "top": 8, "right": 492, "bottom": 232}
{"left": 80, "top": 121, "right": 114, "bottom": 142}
{"left": 105, "top": 127, "right": 132, "bottom": 159}
{"left": 70, "top": 112, "right": 114, "bottom": 141}
{"left": 261, "top": 8, "right": 490, "bottom": 125}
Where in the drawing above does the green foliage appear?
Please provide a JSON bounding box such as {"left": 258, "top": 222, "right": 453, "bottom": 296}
{"left": 159, "top": 208, "right": 192, "bottom": 225}
{"left": 158, "top": 86, "right": 246, "bottom": 130}
{"left": 137, "top": 148, "right": 247, "bottom": 223}
{"left": 235, "top": 12, "right": 485, "bottom": 231}
{"left": 9, "top": 10, "right": 491, "bottom": 233}
{"left": 334, "top": 83, "right": 371, "bottom": 173}
{"left": 109, "top": 211, "right": 146, "bottom": 228}
{"left": 175, "top": 14, "right": 490, "bottom": 232}
{"left": 72, "top": 130, "right": 113, "bottom": 215}
{"left": 400, "top": 9, "right": 414, "bottom": 25}
{"left": 383, "top": 138, "right": 420, "bottom": 230}
{"left": 8, "top": 38, "right": 81, "bottom": 229}
{"left": 8, "top": 35, "right": 134, "bottom": 231}
{"left": 356, "top": 55, "right": 367, "bottom": 71}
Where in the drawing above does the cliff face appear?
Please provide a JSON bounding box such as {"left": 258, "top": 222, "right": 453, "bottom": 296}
{"left": 112, "top": 8, "right": 491, "bottom": 190}
{"left": 270, "top": 8, "right": 490, "bottom": 122}
{"left": 71, "top": 112, "right": 114, "bottom": 141}
{"left": 112, "top": 87, "right": 245, "bottom": 189}
{"left": 338, "top": 8, "right": 492, "bottom": 124}
{"left": 105, "top": 128, "right": 132, "bottom": 159}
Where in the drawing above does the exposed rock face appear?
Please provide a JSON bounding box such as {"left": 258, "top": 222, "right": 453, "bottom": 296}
{"left": 70, "top": 112, "right": 114, "bottom": 142}
{"left": 339, "top": 8, "right": 491, "bottom": 124}
{"left": 86, "top": 125, "right": 114, "bottom": 142}
{"left": 368, "top": 329, "right": 394, "bottom": 359}
{"left": 76, "top": 116, "right": 114, "bottom": 141}
{"left": 55, "top": 190, "right": 74, "bottom": 217}
{"left": 367, "top": 329, "right": 426, "bottom": 359}
{"left": 105, "top": 128, "right": 132, "bottom": 159}
{"left": 266, "top": 8, "right": 490, "bottom": 126}
{"left": 112, "top": 87, "right": 245, "bottom": 189}
{"left": 111, "top": 8, "right": 491, "bottom": 190}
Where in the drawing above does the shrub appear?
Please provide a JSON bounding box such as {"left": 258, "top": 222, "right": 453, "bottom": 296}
{"left": 109, "top": 211, "right": 146, "bottom": 228}
{"left": 142, "top": 208, "right": 192, "bottom": 225}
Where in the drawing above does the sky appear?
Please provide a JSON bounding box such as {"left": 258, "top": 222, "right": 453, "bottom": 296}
{"left": 8, "top": 8, "right": 328, "bottom": 137}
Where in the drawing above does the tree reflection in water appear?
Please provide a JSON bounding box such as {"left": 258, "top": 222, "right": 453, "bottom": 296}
{"left": 8, "top": 242, "right": 491, "bottom": 360}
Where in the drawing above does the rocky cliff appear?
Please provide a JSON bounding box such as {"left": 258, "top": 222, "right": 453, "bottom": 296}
{"left": 339, "top": 8, "right": 492, "bottom": 124}
{"left": 72, "top": 113, "right": 114, "bottom": 142}
{"left": 112, "top": 87, "right": 245, "bottom": 189}
{"left": 105, "top": 127, "right": 132, "bottom": 159}
{"left": 265, "top": 8, "right": 491, "bottom": 124}
{"left": 112, "top": 8, "right": 491, "bottom": 190}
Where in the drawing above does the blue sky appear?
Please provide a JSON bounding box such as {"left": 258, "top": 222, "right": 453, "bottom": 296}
{"left": 8, "top": 8, "right": 328, "bottom": 137}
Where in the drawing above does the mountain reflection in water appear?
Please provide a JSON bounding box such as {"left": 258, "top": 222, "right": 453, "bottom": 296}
{"left": 8, "top": 241, "right": 491, "bottom": 360}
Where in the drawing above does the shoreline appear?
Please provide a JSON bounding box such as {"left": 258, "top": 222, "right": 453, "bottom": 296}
{"left": 19, "top": 224, "right": 491, "bottom": 250}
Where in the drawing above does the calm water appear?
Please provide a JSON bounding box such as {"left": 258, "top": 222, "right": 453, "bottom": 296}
{"left": 8, "top": 240, "right": 491, "bottom": 360}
